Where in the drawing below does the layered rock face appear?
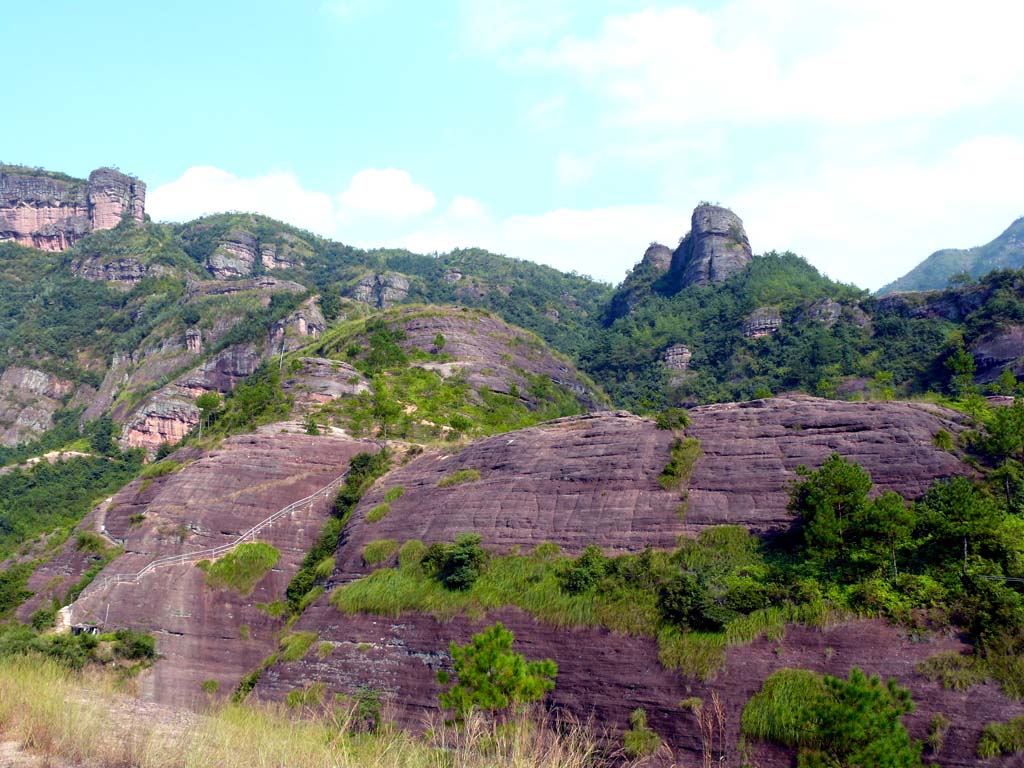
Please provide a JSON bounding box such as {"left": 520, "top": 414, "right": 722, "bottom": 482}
{"left": 0, "top": 366, "right": 74, "bottom": 444}
{"left": 253, "top": 398, "right": 998, "bottom": 766}
{"left": 672, "top": 204, "right": 753, "bottom": 288}
{"left": 0, "top": 166, "right": 144, "bottom": 250}
{"left": 347, "top": 308, "right": 604, "bottom": 412}
{"left": 349, "top": 272, "right": 411, "bottom": 308}
{"left": 743, "top": 306, "right": 783, "bottom": 338}
{"left": 63, "top": 433, "right": 377, "bottom": 707}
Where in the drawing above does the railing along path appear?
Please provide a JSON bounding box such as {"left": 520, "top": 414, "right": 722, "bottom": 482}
{"left": 92, "top": 471, "right": 348, "bottom": 593}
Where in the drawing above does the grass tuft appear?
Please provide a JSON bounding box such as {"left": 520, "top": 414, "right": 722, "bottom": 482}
{"left": 437, "top": 468, "right": 481, "bottom": 488}
{"left": 204, "top": 542, "right": 280, "bottom": 596}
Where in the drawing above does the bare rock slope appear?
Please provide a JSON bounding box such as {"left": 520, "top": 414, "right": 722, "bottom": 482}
{"left": 253, "top": 397, "right": 1002, "bottom": 766}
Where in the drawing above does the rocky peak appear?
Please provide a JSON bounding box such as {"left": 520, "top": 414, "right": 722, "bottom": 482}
{"left": 0, "top": 165, "right": 144, "bottom": 251}
{"left": 671, "top": 204, "right": 753, "bottom": 288}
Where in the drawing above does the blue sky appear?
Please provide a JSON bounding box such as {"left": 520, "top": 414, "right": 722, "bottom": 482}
{"left": 5, "top": 1, "right": 1024, "bottom": 289}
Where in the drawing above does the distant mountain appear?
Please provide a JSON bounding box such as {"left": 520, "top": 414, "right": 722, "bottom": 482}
{"left": 878, "top": 216, "right": 1024, "bottom": 294}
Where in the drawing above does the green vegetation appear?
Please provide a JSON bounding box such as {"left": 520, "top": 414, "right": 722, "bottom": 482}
{"left": 0, "top": 623, "right": 155, "bottom": 672}
{"left": 366, "top": 504, "right": 391, "bottom": 523}
{"left": 742, "top": 667, "right": 923, "bottom": 767}
{"left": 204, "top": 542, "right": 280, "bottom": 596}
{"left": 436, "top": 622, "right": 557, "bottom": 722}
{"left": 978, "top": 714, "right": 1024, "bottom": 758}
{"left": 284, "top": 450, "right": 391, "bottom": 615}
{"left": 138, "top": 458, "right": 182, "bottom": 478}
{"left": 202, "top": 679, "right": 220, "bottom": 695}
{"left": 437, "top": 469, "right": 481, "bottom": 488}
{"left": 622, "top": 709, "right": 661, "bottom": 758}
{"left": 0, "top": 653, "right": 604, "bottom": 768}
{"left": 0, "top": 450, "right": 143, "bottom": 563}
{"left": 658, "top": 436, "right": 701, "bottom": 490}
{"left": 279, "top": 632, "right": 318, "bottom": 663}
{"left": 362, "top": 539, "right": 399, "bottom": 566}
{"left": 383, "top": 486, "right": 405, "bottom": 503}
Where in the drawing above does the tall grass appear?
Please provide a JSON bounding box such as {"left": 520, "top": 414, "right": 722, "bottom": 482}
{"left": 739, "top": 668, "right": 826, "bottom": 748}
{"left": 204, "top": 541, "right": 280, "bottom": 596}
{"left": 0, "top": 654, "right": 612, "bottom": 768}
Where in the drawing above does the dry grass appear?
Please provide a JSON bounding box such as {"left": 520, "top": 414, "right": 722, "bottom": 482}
{"left": 0, "top": 654, "right": 620, "bottom": 768}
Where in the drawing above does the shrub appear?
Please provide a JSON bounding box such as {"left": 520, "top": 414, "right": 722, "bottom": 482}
{"left": 559, "top": 545, "right": 606, "bottom": 595}
{"left": 423, "top": 533, "right": 487, "bottom": 590}
{"left": 933, "top": 429, "right": 954, "bottom": 451}
{"left": 383, "top": 486, "right": 405, "bottom": 503}
{"left": 655, "top": 408, "right": 690, "bottom": 431}
{"left": 201, "top": 679, "right": 220, "bottom": 694}
{"left": 437, "top": 622, "right": 557, "bottom": 721}
{"left": 75, "top": 531, "right": 108, "bottom": 553}
{"left": 622, "top": 708, "right": 661, "bottom": 758}
{"left": 978, "top": 715, "right": 1024, "bottom": 758}
{"left": 437, "top": 468, "right": 481, "bottom": 488}
{"left": 659, "top": 437, "right": 702, "bottom": 490}
{"left": 917, "top": 651, "right": 988, "bottom": 691}
{"left": 927, "top": 713, "right": 950, "bottom": 755}
{"left": 204, "top": 542, "right": 280, "bottom": 596}
{"left": 362, "top": 539, "right": 399, "bottom": 566}
{"left": 113, "top": 628, "right": 156, "bottom": 660}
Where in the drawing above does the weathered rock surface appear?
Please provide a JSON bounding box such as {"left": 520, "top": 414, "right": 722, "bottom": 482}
{"left": 743, "top": 306, "right": 783, "bottom": 338}
{"left": 205, "top": 230, "right": 258, "bottom": 279}
{"left": 607, "top": 243, "right": 675, "bottom": 320}
{"left": 0, "top": 366, "right": 74, "bottom": 444}
{"left": 282, "top": 358, "right": 370, "bottom": 408}
{"left": 259, "top": 609, "right": 1020, "bottom": 768}
{"left": 326, "top": 307, "right": 605, "bottom": 412}
{"left": 63, "top": 433, "right": 376, "bottom": 707}
{"left": 684, "top": 395, "right": 971, "bottom": 532}
{"left": 662, "top": 344, "right": 692, "bottom": 371}
{"left": 672, "top": 205, "right": 753, "bottom": 289}
{"left": 329, "top": 399, "right": 969, "bottom": 579}
{"left": 0, "top": 166, "right": 144, "bottom": 251}
{"left": 252, "top": 399, "right": 996, "bottom": 766}
{"left": 349, "top": 272, "right": 411, "bottom": 308}
{"left": 185, "top": 276, "right": 306, "bottom": 299}
{"left": 72, "top": 255, "right": 149, "bottom": 284}
{"left": 971, "top": 324, "right": 1024, "bottom": 383}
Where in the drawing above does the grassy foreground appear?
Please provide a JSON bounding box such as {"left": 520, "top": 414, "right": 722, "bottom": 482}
{"left": 0, "top": 654, "right": 610, "bottom": 768}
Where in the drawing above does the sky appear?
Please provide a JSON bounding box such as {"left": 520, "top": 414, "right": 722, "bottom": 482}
{"left": 4, "top": 0, "right": 1024, "bottom": 290}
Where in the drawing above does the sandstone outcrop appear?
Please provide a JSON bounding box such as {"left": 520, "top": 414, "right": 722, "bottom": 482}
{"left": 60, "top": 433, "right": 377, "bottom": 707}
{"left": 72, "top": 255, "right": 149, "bottom": 284}
{"left": 254, "top": 399, "right": 991, "bottom": 766}
{"left": 0, "top": 166, "right": 144, "bottom": 251}
{"left": 663, "top": 344, "right": 692, "bottom": 371}
{"left": 607, "top": 243, "right": 674, "bottom": 320}
{"left": 205, "top": 230, "right": 258, "bottom": 279}
{"left": 318, "top": 307, "right": 605, "bottom": 413}
{"left": 743, "top": 306, "right": 783, "bottom": 338}
{"left": 0, "top": 366, "right": 74, "bottom": 444}
{"left": 282, "top": 358, "right": 370, "bottom": 408}
{"left": 671, "top": 204, "right": 753, "bottom": 289}
{"left": 349, "top": 272, "right": 411, "bottom": 308}
{"left": 971, "top": 324, "right": 1024, "bottom": 383}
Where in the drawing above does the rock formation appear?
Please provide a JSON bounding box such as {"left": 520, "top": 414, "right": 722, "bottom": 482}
{"left": 671, "top": 204, "right": 753, "bottom": 288}
{"left": 0, "top": 166, "right": 145, "bottom": 251}
{"left": 743, "top": 307, "right": 783, "bottom": 338}
{"left": 205, "top": 230, "right": 258, "bottom": 279}
{"left": 248, "top": 398, "right": 991, "bottom": 766}
{"left": 606, "top": 243, "right": 674, "bottom": 321}
{"left": 662, "top": 343, "right": 692, "bottom": 371}
{"left": 349, "top": 272, "right": 411, "bottom": 308}
{"left": 0, "top": 367, "right": 74, "bottom": 444}
{"left": 56, "top": 434, "right": 377, "bottom": 707}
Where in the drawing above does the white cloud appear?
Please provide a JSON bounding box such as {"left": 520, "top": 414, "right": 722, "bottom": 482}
{"left": 459, "top": 0, "right": 571, "bottom": 55}
{"left": 525, "top": 1, "right": 1024, "bottom": 125}
{"left": 735, "top": 136, "right": 1024, "bottom": 289}
{"left": 147, "top": 166, "right": 336, "bottom": 234}
{"left": 338, "top": 168, "right": 436, "bottom": 218}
